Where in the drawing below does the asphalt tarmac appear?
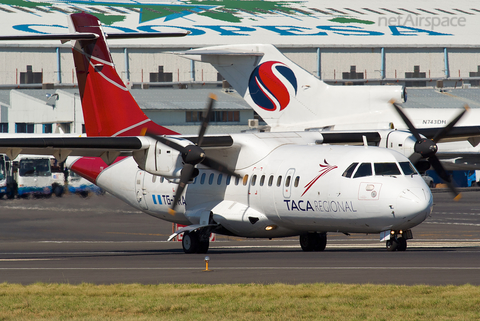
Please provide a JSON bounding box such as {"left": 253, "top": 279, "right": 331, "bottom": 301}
{"left": 0, "top": 190, "right": 479, "bottom": 285}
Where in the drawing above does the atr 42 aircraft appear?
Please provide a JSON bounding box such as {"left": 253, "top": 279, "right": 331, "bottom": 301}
{"left": 178, "top": 44, "right": 480, "bottom": 191}
{"left": 0, "top": 13, "right": 434, "bottom": 253}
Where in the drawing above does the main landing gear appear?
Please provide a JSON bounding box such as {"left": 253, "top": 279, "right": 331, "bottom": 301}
{"left": 300, "top": 232, "right": 327, "bottom": 251}
{"left": 182, "top": 230, "right": 210, "bottom": 254}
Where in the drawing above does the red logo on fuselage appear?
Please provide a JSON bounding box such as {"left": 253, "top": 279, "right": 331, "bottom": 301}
{"left": 302, "top": 160, "right": 338, "bottom": 197}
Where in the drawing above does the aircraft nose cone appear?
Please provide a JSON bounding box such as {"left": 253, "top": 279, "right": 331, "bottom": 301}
{"left": 395, "top": 188, "right": 433, "bottom": 227}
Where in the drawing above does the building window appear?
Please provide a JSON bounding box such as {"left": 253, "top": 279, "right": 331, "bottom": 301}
{"left": 186, "top": 110, "right": 240, "bottom": 123}
{"left": 0, "top": 123, "right": 8, "bottom": 133}
{"left": 16, "top": 123, "right": 34, "bottom": 133}
{"left": 43, "top": 124, "right": 52, "bottom": 134}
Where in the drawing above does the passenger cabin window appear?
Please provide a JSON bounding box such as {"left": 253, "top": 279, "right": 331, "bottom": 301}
{"left": 353, "top": 163, "right": 372, "bottom": 178}
{"left": 276, "top": 176, "right": 282, "bottom": 187}
{"left": 251, "top": 175, "right": 257, "bottom": 186}
{"left": 374, "top": 163, "right": 401, "bottom": 176}
{"left": 342, "top": 163, "right": 358, "bottom": 178}
{"left": 399, "top": 162, "right": 418, "bottom": 175}
{"left": 243, "top": 175, "right": 249, "bottom": 186}
{"left": 217, "top": 174, "right": 223, "bottom": 185}
{"left": 285, "top": 176, "right": 291, "bottom": 187}
{"left": 260, "top": 175, "right": 265, "bottom": 186}
{"left": 268, "top": 175, "right": 274, "bottom": 186}
{"left": 235, "top": 176, "right": 240, "bottom": 185}
{"left": 294, "top": 176, "right": 300, "bottom": 187}
{"left": 209, "top": 173, "right": 214, "bottom": 185}
{"left": 200, "top": 173, "right": 206, "bottom": 184}
{"left": 226, "top": 175, "right": 231, "bottom": 185}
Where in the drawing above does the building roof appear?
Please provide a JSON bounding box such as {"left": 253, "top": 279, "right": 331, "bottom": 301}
{"left": 6, "top": 86, "right": 480, "bottom": 111}
{"left": 130, "top": 88, "right": 251, "bottom": 111}
{"left": 403, "top": 88, "right": 480, "bottom": 109}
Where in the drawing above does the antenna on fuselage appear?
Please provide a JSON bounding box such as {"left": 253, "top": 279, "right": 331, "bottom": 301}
{"left": 362, "top": 135, "right": 368, "bottom": 149}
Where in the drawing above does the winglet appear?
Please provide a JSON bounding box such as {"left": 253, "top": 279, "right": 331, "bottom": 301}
{"left": 209, "top": 93, "right": 217, "bottom": 100}
{"left": 140, "top": 127, "right": 148, "bottom": 136}
{"left": 454, "top": 193, "right": 462, "bottom": 202}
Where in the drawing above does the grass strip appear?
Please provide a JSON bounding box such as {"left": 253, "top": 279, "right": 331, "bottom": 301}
{"left": 0, "top": 283, "right": 479, "bottom": 320}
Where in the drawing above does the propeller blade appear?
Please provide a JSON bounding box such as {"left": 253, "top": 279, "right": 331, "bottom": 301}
{"left": 428, "top": 155, "right": 461, "bottom": 200}
{"left": 197, "top": 94, "right": 217, "bottom": 147}
{"left": 432, "top": 105, "right": 469, "bottom": 143}
{"left": 202, "top": 156, "right": 242, "bottom": 179}
{"left": 391, "top": 100, "right": 422, "bottom": 141}
{"left": 408, "top": 153, "right": 422, "bottom": 165}
{"left": 169, "top": 163, "right": 196, "bottom": 215}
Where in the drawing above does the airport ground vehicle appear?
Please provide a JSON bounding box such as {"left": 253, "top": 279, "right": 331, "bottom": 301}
{"left": 0, "top": 154, "right": 7, "bottom": 198}
{"left": 0, "top": 154, "right": 65, "bottom": 198}
{"left": 67, "top": 171, "right": 103, "bottom": 197}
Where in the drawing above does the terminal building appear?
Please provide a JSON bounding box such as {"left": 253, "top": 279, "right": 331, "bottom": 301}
{"left": 1, "top": 0, "right": 480, "bottom": 135}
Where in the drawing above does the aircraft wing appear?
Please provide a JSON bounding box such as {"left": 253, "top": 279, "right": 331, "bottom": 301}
{"left": 0, "top": 135, "right": 234, "bottom": 161}
{"left": 418, "top": 126, "right": 480, "bottom": 144}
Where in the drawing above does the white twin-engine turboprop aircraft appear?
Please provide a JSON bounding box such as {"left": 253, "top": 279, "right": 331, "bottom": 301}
{"left": 0, "top": 13, "right": 434, "bottom": 253}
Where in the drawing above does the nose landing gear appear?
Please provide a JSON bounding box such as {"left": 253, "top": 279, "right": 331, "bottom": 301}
{"left": 382, "top": 230, "right": 412, "bottom": 252}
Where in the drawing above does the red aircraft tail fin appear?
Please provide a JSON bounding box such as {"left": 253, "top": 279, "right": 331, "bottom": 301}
{"left": 69, "top": 13, "right": 178, "bottom": 137}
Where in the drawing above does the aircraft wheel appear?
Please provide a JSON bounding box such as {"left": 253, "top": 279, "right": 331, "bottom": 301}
{"left": 397, "top": 238, "right": 407, "bottom": 251}
{"left": 182, "top": 231, "right": 199, "bottom": 254}
{"left": 299, "top": 233, "right": 315, "bottom": 251}
{"left": 53, "top": 185, "right": 64, "bottom": 197}
{"left": 197, "top": 240, "right": 210, "bottom": 254}
{"left": 386, "top": 240, "right": 398, "bottom": 251}
{"left": 314, "top": 233, "right": 327, "bottom": 251}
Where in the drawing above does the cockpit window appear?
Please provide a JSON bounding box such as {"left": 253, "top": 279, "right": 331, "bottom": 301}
{"left": 374, "top": 163, "right": 401, "bottom": 176}
{"left": 342, "top": 163, "right": 358, "bottom": 178}
{"left": 399, "top": 162, "right": 418, "bottom": 175}
{"left": 353, "top": 163, "right": 372, "bottom": 178}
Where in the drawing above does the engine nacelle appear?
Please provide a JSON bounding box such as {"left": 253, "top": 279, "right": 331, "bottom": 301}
{"left": 133, "top": 138, "right": 190, "bottom": 179}
{"left": 384, "top": 130, "right": 418, "bottom": 159}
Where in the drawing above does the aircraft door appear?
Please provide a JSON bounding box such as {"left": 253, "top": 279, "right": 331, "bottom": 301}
{"left": 283, "top": 168, "right": 295, "bottom": 199}
{"left": 247, "top": 167, "right": 264, "bottom": 208}
{"left": 135, "top": 170, "right": 148, "bottom": 210}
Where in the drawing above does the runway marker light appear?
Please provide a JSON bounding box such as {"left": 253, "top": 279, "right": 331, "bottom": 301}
{"left": 204, "top": 256, "right": 211, "bottom": 272}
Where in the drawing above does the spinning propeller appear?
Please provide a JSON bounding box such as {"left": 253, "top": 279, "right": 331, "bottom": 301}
{"left": 391, "top": 100, "right": 468, "bottom": 201}
{"left": 145, "top": 94, "right": 241, "bottom": 215}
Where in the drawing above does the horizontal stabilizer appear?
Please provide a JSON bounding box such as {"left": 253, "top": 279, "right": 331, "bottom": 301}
{"left": 175, "top": 49, "right": 264, "bottom": 56}
{"left": 0, "top": 32, "right": 189, "bottom": 42}
{"left": 106, "top": 32, "right": 189, "bottom": 39}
